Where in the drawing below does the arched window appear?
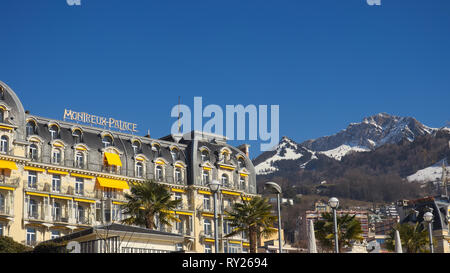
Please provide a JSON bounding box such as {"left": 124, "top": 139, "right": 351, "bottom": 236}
{"left": 102, "top": 135, "right": 113, "bottom": 148}
{"left": 52, "top": 149, "right": 61, "bottom": 164}
{"left": 0, "top": 136, "right": 8, "bottom": 154}
{"left": 29, "top": 144, "right": 38, "bottom": 160}
{"left": 152, "top": 144, "right": 161, "bottom": 157}
{"left": 26, "top": 121, "right": 37, "bottom": 137}
{"left": 49, "top": 125, "right": 59, "bottom": 140}
{"left": 75, "top": 152, "right": 84, "bottom": 168}
{"left": 73, "top": 129, "right": 83, "bottom": 144}
{"left": 237, "top": 158, "right": 245, "bottom": 169}
{"left": 132, "top": 141, "right": 141, "bottom": 154}
{"left": 221, "top": 174, "right": 229, "bottom": 187}
{"left": 201, "top": 150, "right": 209, "bottom": 162}
{"left": 156, "top": 165, "right": 163, "bottom": 181}
{"left": 136, "top": 162, "right": 143, "bottom": 177}
{"left": 175, "top": 168, "right": 182, "bottom": 184}
{"left": 171, "top": 148, "right": 180, "bottom": 161}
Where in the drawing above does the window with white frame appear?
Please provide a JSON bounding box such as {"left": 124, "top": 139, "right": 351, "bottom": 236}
{"left": 132, "top": 140, "right": 141, "bottom": 154}
{"left": 75, "top": 177, "right": 84, "bottom": 195}
{"left": 102, "top": 135, "right": 113, "bottom": 148}
{"left": 175, "top": 168, "right": 182, "bottom": 184}
{"left": 73, "top": 129, "right": 82, "bottom": 143}
{"left": 203, "top": 195, "right": 211, "bottom": 211}
{"left": 75, "top": 152, "right": 84, "bottom": 168}
{"left": 77, "top": 205, "right": 85, "bottom": 223}
{"left": 171, "top": 148, "right": 180, "bottom": 161}
{"left": 221, "top": 174, "right": 229, "bottom": 187}
{"left": 26, "top": 121, "right": 36, "bottom": 137}
{"left": 29, "top": 144, "right": 38, "bottom": 160}
{"left": 174, "top": 192, "right": 182, "bottom": 209}
{"left": 28, "top": 171, "right": 37, "bottom": 189}
{"left": 49, "top": 125, "right": 59, "bottom": 140}
{"left": 201, "top": 150, "right": 209, "bottom": 162}
{"left": 0, "top": 135, "right": 8, "bottom": 153}
{"left": 204, "top": 243, "right": 212, "bottom": 253}
{"left": 28, "top": 199, "right": 38, "bottom": 219}
{"left": 50, "top": 230, "right": 60, "bottom": 239}
{"left": 204, "top": 218, "right": 212, "bottom": 236}
{"left": 112, "top": 203, "right": 122, "bottom": 221}
{"left": 156, "top": 165, "right": 163, "bottom": 181}
{"left": 0, "top": 194, "right": 4, "bottom": 213}
{"left": 52, "top": 149, "right": 62, "bottom": 164}
{"left": 26, "top": 227, "right": 36, "bottom": 246}
{"left": 238, "top": 158, "right": 245, "bottom": 169}
{"left": 0, "top": 223, "right": 3, "bottom": 236}
{"left": 239, "top": 176, "right": 246, "bottom": 190}
{"left": 136, "top": 161, "right": 143, "bottom": 177}
{"left": 53, "top": 201, "right": 62, "bottom": 221}
{"left": 202, "top": 170, "right": 210, "bottom": 185}
{"left": 52, "top": 175, "right": 61, "bottom": 193}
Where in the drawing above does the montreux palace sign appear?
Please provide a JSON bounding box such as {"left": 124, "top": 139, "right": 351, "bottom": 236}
{"left": 63, "top": 109, "right": 138, "bottom": 133}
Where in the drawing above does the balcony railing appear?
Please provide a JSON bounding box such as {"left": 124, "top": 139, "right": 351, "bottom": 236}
{"left": 53, "top": 215, "right": 69, "bottom": 223}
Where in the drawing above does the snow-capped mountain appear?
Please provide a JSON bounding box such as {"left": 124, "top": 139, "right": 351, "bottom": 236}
{"left": 253, "top": 113, "right": 439, "bottom": 175}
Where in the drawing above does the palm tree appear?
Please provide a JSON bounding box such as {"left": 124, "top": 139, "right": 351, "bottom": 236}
{"left": 314, "top": 213, "right": 364, "bottom": 253}
{"left": 224, "top": 196, "right": 278, "bottom": 253}
{"left": 121, "top": 180, "right": 181, "bottom": 230}
{"left": 386, "top": 222, "right": 432, "bottom": 253}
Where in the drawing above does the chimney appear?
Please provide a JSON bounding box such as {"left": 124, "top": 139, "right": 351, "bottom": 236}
{"left": 238, "top": 144, "right": 250, "bottom": 158}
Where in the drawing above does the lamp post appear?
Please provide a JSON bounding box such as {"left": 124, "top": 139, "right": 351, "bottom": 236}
{"left": 424, "top": 211, "right": 434, "bottom": 253}
{"left": 208, "top": 180, "right": 221, "bottom": 253}
{"left": 328, "top": 197, "right": 339, "bottom": 253}
{"left": 264, "top": 182, "right": 283, "bottom": 254}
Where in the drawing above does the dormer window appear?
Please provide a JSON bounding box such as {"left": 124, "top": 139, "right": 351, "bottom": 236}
{"left": 0, "top": 88, "right": 4, "bottom": 100}
{"left": 152, "top": 144, "right": 161, "bottom": 157}
{"left": 201, "top": 150, "right": 209, "bottom": 162}
{"left": 0, "top": 110, "right": 4, "bottom": 123}
{"left": 132, "top": 140, "right": 141, "bottom": 154}
{"left": 73, "top": 129, "right": 83, "bottom": 144}
{"left": 102, "top": 135, "right": 113, "bottom": 148}
{"left": 49, "top": 125, "right": 59, "bottom": 140}
{"left": 237, "top": 158, "right": 245, "bottom": 169}
{"left": 26, "top": 121, "right": 37, "bottom": 137}
{"left": 171, "top": 148, "right": 180, "bottom": 161}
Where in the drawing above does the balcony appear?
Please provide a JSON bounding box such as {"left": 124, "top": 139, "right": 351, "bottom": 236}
{"left": 53, "top": 215, "right": 69, "bottom": 223}
{"left": 26, "top": 211, "right": 43, "bottom": 221}
{"left": 76, "top": 216, "right": 90, "bottom": 225}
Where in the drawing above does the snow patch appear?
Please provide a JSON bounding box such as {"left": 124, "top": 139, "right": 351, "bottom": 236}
{"left": 319, "top": 145, "right": 370, "bottom": 161}
{"left": 407, "top": 159, "right": 448, "bottom": 183}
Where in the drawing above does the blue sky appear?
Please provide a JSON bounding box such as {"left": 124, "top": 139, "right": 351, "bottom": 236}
{"left": 0, "top": 0, "right": 449, "bottom": 158}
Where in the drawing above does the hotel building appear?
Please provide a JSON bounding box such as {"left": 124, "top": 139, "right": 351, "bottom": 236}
{"left": 0, "top": 81, "right": 258, "bottom": 253}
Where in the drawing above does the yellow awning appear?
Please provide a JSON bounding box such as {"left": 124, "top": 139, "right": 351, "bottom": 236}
{"left": 74, "top": 198, "right": 96, "bottom": 204}
{"left": 50, "top": 195, "right": 73, "bottom": 200}
{"left": 26, "top": 192, "right": 49, "bottom": 197}
{"left": 171, "top": 188, "right": 185, "bottom": 193}
{"left": 70, "top": 173, "right": 94, "bottom": 179}
{"left": 198, "top": 190, "right": 212, "bottom": 195}
{"left": 97, "top": 177, "right": 129, "bottom": 190}
{"left": 0, "top": 186, "right": 15, "bottom": 191}
{"left": 104, "top": 152, "right": 122, "bottom": 167}
{"left": 24, "top": 166, "right": 45, "bottom": 172}
{"left": 222, "top": 190, "right": 241, "bottom": 196}
{"left": 48, "top": 170, "right": 69, "bottom": 176}
{"left": 0, "top": 160, "right": 17, "bottom": 170}
{"left": 176, "top": 211, "right": 193, "bottom": 216}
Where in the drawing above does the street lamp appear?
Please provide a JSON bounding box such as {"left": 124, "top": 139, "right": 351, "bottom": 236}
{"left": 328, "top": 197, "right": 339, "bottom": 253}
{"left": 208, "top": 180, "right": 221, "bottom": 253}
{"left": 264, "top": 182, "right": 283, "bottom": 254}
{"left": 423, "top": 211, "right": 434, "bottom": 253}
